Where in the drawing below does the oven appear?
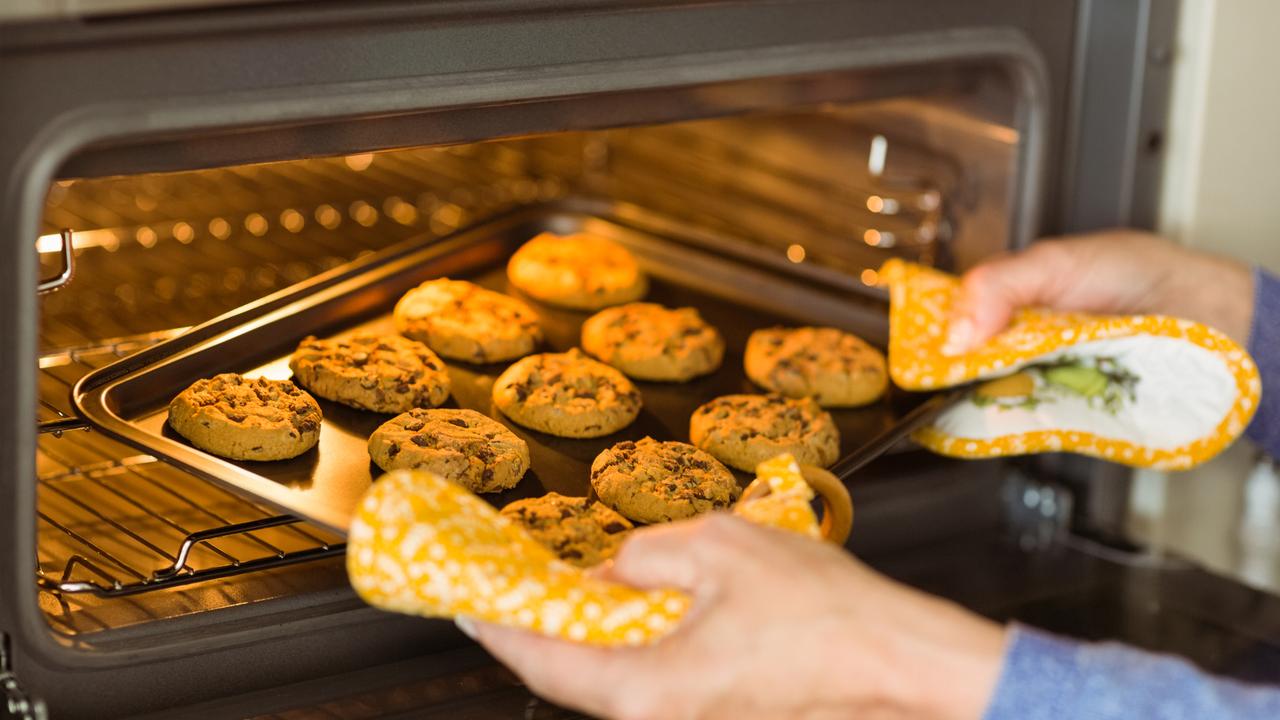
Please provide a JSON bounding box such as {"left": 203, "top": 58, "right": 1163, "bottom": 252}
{"left": 4, "top": 1, "right": 1279, "bottom": 718}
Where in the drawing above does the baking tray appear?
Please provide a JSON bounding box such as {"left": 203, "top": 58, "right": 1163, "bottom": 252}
{"left": 74, "top": 201, "right": 945, "bottom": 534}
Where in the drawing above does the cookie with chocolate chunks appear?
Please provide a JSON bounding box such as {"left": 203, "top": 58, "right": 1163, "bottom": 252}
{"left": 689, "top": 393, "right": 839, "bottom": 472}
{"left": 168, "top": 374, "right": 322, "bottom": 461}
{"left": 744, "top": 327, "right": 887, "bottom": 407}
{"left": 289, "top": 334, "right": 451, "bottom": 414}
{"left": 500, "top": 493, "right": 634, "bottom": 567}
{"left": 581, "top": 302, "right": 724, "bottom": 382}
{"left": 393, "top": 278, "right": 543, "bottom": 363}
{"left": 492, "top": 349, "right": 642, "bottom": 438}
{"left": 367, "top": 408, "right": 529, "bottom": 493}
{"left": 590, "top": 437, "right": 739, "bottom": 524}
{"left": 506, "top": 231, "right": 648, "bottom": 311}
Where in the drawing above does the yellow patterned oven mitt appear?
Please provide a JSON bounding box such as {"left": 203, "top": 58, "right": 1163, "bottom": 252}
{"left": 880, "top": 259, "right": 1261, "bottom": 470}
{"left": 347, "top": 454, "right": 821, "bottom": 646}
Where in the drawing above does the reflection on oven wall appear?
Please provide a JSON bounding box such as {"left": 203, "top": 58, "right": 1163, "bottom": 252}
{"left": 31, "top": 91, "right": 1020, "bottom": 638}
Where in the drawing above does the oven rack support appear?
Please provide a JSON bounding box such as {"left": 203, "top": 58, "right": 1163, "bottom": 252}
{"left": 36, "top": 421, "right": 346, "bottom": 598}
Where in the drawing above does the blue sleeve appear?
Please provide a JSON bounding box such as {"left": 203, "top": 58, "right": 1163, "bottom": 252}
{"left": 1247, "top": 267, "right": 1280, "bottom": 457}
{"left": 983, "top": 624, "right": 1280, "bottom": 720}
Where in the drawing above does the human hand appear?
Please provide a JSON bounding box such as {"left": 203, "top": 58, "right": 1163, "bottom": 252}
{"left": 944, "top": 230, "right": 1254, "bottom": 354}
{"left": 464, "top": 514, "right": 1007, "bottom": 720}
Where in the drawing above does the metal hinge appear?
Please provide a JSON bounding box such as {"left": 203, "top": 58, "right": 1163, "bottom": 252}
{"left": 1, "top": 633, "right": 47, "bottom": 720}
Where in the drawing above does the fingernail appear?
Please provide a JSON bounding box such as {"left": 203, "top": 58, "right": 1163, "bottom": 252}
{"left": 942, "top": 318, "right": 974, "bottom": 356}
{"left": 456, "top": 616, "right": 478, "bottom": 639}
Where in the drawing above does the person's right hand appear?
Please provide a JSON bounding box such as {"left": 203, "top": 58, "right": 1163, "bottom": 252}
{"left": 944, "top": 230, "right": 1255, "bottom": 354}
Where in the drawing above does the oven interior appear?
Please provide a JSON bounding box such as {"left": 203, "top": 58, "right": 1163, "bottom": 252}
{"left": 34, "top": 69, "right": 1021, "bottom": 642}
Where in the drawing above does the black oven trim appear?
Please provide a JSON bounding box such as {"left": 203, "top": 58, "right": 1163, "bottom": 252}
{"left": 0, "top": 0, "right": 1056, "bottom": 693}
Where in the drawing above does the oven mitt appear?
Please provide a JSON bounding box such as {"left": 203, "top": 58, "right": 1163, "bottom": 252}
{"left": 347, "top": 453, "right": 820, "bottom": 646}
{"left": 879, "top": 259, "right": 1261, "bottom": 470}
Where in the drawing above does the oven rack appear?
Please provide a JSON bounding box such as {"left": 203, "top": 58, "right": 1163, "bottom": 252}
{"left": 36, "top": 335, "right": 346, "bottom": 604}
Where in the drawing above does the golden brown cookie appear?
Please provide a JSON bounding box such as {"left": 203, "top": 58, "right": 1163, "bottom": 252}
{"left": 689, "top": 394, "right": 840, "bottom": 472}
{"left": 744, "top": 327, "right": 888, "bottom": 407}
{"left": 367, "top": 408, "right": 530, "bottom": 493}
{"left": 581, "top": 303, "right": 724, "bottom": 382}
{"left": 500, "top": 493, "right": 634, "bottom": 567}
{"left": 590, "top": 437, "right": 739, "bottom": 524}
{"left": 492, "top": 349, "right": 642, "bottom": 438}
{"left": 393, "top": 278, "right": 543, "bottom": 363}
{"left": 168, "top": 374, "right": 322, "bottom": 461}
{"left": 289, "top": 335, "right": 451, "bottom": 414}
{"left": 506, "top": 231, "right": 648, "bottom": 310}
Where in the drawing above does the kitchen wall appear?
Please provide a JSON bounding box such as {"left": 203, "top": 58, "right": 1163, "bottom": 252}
{"left": 1133, "top": 0, "right": 1280, "bottom": 591}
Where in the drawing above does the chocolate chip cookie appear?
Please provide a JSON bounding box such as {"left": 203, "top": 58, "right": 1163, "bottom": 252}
{"left": 581, "top": 303, "right": 724, "bottom": 382}
{"left": 590, "top": 437, "right": 739, "bottom": 524}
{"left": 744, "top": 327, "right": 888, "bottom": 407}
{"left": 689, "top": 394, "right": 840, "bottom": 472}
{"left": 492, "top": 348, "right": 642, "bottom": 438}
{"left": 367, "top": 408, "right": 530, "bottom": 493}
{"left": 506, "top": 231, "right": 648, "bottom": 310}
{"left": 289, "top": 334, "right": 451, "bottom": 414}
{"left": 500, "top": 493, "right": 634, "bottom": 567}
{"left": 168, "top": 374, "right": 322, "bottom": 461}
{"left": 393, "top": 278, "right": 543, "bottom": 363}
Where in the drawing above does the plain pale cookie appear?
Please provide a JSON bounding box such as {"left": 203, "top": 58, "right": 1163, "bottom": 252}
{"left": 506, "top": 232, "right": 648, "bottom": 310}
{"left": 492, "top": 349, "right": 642, "bottom": 438}
{"left": 689, "top": 394, "right": 840, "bottom": 471}
{"left": 367, "top": 408, "right": 529, "bottom": 493}
{"left": 581, "top": 303, "right": 724, "bottom": 382}
{"left": 590, "top": 437, "right": 739, "bottom": 524}
{"left": 289, "top": 335, "right": 451, "bottom": 414}
{"left": 500, "top": 493, "right": 634, "bottom": 567}
{"left": 745, "top": 327, "right": 888, "bottom": 407}
{"left": 394, "top": 278, "right": 543, "bottom": 363}
{"left": 168, "top": 374, "right": 322, "bottom": 461}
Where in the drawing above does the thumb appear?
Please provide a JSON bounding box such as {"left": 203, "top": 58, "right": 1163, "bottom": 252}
{"left": 944, "top": 247, "right": 1065, "bottom": 354}
{"left": 602, "top": 515, "right": 732, "bottom": 593}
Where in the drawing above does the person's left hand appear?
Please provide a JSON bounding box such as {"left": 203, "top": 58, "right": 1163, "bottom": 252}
{"left": 462, "top": 513, "right": 1008, "bottom": 720}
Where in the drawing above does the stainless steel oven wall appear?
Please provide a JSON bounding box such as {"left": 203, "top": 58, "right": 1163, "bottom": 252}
{"left": 0, "top": 1, "right": 1168, "bottom": 716}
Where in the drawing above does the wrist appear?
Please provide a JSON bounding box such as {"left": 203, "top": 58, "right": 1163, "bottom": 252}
{"left": 1158, "top": 249, "right": 1254, "bottom": 345}
{"left": 866, "top": 592, "right": 1008, "bottom": 720}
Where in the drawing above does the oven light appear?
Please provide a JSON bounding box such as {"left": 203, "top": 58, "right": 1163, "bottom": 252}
{"left": 786, "top": 244, "right": 806, "bottom": 263}
{"left": 244, "top": 213, "right": 269, "bottom": 237}
{"left": 173, "top": 221, "right": 195, "bottom": 244}
{"left": 280, "top": 209, "right": 306, "bottom": 233}
{"left": 860, "top": 269, "right": 880, "bottom": 286}
{"left": 36, "top": 228, "right": 120, "bottom": 253}
{"left": 135, "top": 226, "right": 158, "bottom": 248}
{"left": 863, "top": 229, "right": 882, "bottom": 246}
{"left": 344, "top": 153, "right": 375, "bottom": 171}
{"left": 865, "top": 195, "right": 901, "bottom": 215}
{"left": 868, "top": 134, "right": 888, "bottom": 177}
{"left": 315, "top": 204, "right": 342, "bottom": 229}
{"left": 209, "top": 217, "right": 232, "bottom": 240}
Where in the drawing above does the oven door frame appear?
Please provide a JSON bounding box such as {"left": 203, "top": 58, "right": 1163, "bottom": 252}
{"left": 2, "top": 0, "right": 1168, "bottom": 715}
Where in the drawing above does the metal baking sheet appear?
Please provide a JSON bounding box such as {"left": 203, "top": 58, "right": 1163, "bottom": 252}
{"left": 75, "top": 202, "right": 937, "bottom": 534}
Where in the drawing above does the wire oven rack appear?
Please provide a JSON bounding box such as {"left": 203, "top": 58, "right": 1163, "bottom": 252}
{"left": 36, "top": 335, "right": 349, "bottom": 634}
